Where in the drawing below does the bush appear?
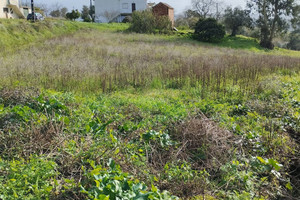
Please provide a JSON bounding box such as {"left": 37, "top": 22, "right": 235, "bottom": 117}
{"left": 129, "top": 10, "right": 172, "bottom": 34}
{"left": 83, "top": 16, "right": 92, "bottom": 23}
{"left": 194, "top": 18, "right": 225, "bottom": 42}
{"left": 122, "top": 16, "right": 132, "bottom": 23}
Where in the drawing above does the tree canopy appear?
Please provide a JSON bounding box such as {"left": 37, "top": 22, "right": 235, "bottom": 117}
{"left": 224, "top": 7, "right": 252, "bottom": 37}
{"left": 66, "top": 9, "right": 81, "bottom": 21}
{"left": 248, "top": 0, "right": 298, "bottom": 49}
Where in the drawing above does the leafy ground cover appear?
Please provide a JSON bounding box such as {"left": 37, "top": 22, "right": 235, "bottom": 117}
{"left": 0, "top": 21, "right": 299, "bottom": 199}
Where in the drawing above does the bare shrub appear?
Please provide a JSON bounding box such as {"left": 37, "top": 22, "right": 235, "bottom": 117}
{"left": 133, "top": 113, "right": 240, "bottom": 198}
{"left": 0, "top": 87, "right": 40, "bottom": 107}
{"left": 171, "top": 113, "right": 238, "bottom": 170}
{"left": 0, "top": 120, "right": 65, "bottom": 160}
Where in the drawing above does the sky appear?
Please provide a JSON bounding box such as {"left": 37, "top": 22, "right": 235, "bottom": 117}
{"left": 32, "top": 0, "right": 247, "bottom": 15}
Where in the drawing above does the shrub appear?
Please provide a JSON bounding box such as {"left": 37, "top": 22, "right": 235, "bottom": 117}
{"left": 194, "top": 18, "right": 225, "bottom": 42}
{"left": 129, "top": 10, "right": 172, "bottom": 34}
{"left": 122, "top": 16, "right": 132, "bottom": 23}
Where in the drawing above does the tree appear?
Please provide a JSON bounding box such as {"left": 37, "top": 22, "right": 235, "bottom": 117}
{"left": 102, "top": 10, "right": 120, "bottom": 22}
{"left": 60, "top": 7, "right": 68, "bottom": 18}
{"left": 175, "top": 10, "right": 200, "bottom": 29}
{"left": 49, "top": 3, "right": 62, "bottom": 18}
{"left": 191, "top": 0, "right": 222, "bottom": 19}
{"left": 224, "top": 7, "right": 252, "bottom": 37}
{"left": 49, "top": 9, "right": 61, "bottom": 17}
{"left": 287, "top": 5, "right": 300, "bottom": 50}
{"left": 185, "top": 9, "right": 201, "bottom": 18}
{"left": 35, "top": 3, "right": 49, "bottom": 16}
{"left": 248, "top": 0, "right": 298, "bottom": 49}
{"left": 194, "top": 18, "right": 225, "bottom": 42}
{"left": 66, "top": 9, "right": 81, "bottom": 21}
{"left": 81, "top": 5, "right": 90, "bottom": 21}
{"left": 89, "top": 5, "right": 95, "bottom": 22}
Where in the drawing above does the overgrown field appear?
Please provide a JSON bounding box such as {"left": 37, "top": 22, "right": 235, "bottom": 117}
{"left": 0, "top": 21, "right": 300, "bottom": 200}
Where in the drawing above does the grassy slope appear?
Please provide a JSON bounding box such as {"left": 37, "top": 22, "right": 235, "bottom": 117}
{"left": 216, "top": 35, "right": 300, "bottom": 57}
{"left": 175, "top": 31, "right": 300, "bottom": 57}
{"left": 0, "top": 19, "right": 129, "bottom": 54}
{"left": 0, "top": 18, "right": 298, "bottom": 57}
{"left": 0, "top": 20, "right": 299, "bottom": 199}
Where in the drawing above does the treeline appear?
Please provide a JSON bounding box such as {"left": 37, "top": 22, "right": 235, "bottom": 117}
{"left": 175, "top": 0, "right": 300, "bottom": 50}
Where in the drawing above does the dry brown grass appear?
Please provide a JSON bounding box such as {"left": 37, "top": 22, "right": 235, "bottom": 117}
{"left": 172, "top": 114, "right": 238, "bottom": 170}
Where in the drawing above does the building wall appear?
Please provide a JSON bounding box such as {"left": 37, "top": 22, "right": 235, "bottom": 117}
{"left": 152, "top": 3, "right": 168, "bottom": 17}
{"left": 95, "top": 0, "right": 147, "bottom": 23}
{"left": 152, "top": 3, "right": 175, "bottom": 27}
{"left": 0, "top": 0, "right": 27, "bottom": 19}
{"left": 20, "top": 7, "right": 30, "bottom": 18}
{"left": 168, "top": 8, "right": 174, "bottom": 27}
{"left": 0, "top": 0, "right": 8, "bottom": 18}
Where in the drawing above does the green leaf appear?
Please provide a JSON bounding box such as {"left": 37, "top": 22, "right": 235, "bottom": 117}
{"left": 286, "top": 182, "right": 293, "bottom": 190}
{"left": 268, "top": 159, "right": 282, "bottom": 171}
{"left": 97, "top": 194, "right": 110, "bottom": 200}
{"left": 151, "top": 184, "right": 158, "bottom": 192}
{"left": 257, "top": 156, "right": 266, "bottom": 164}
{"left": 63, "top": 116, "right": 70, "bottom": 125}
{"left": 95, "top": 180, "right": 100, "bottom": 188}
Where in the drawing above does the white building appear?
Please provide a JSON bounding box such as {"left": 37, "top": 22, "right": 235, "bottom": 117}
{"left": 95, "top": 0, "right": 147, "bottom": 23}
{"left": 0, "top": 0, "right": 31, "bottom": 19}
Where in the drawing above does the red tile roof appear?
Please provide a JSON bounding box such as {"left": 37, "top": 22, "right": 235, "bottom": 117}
{"left": 153, "top": 2, "right": 174, "bottom": 9}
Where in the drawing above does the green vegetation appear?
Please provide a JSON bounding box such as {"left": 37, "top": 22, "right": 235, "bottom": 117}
{"left": 194, "top": 18, "right": 225, "bottom": 42}
{"left": 66, "top": 10, "right": 81, "bottom": 21}
{"left": 0, "top": 19, "right": 128, "bottom": 54}
{"left": 129, "top": 10, "right": 172, "bottom": 34}
{"left": 0, "top": 21, "right": 299, "bottom": 199}
{"left": 223, "top": 7, "right": 252, "bottom": 37}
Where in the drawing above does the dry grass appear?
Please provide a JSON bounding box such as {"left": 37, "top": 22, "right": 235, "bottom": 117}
{"left": 0, "top": 30, "right": 299, "bottom": 96}
{"left": 172, "top": 113, "right": 238, "bottom": 170}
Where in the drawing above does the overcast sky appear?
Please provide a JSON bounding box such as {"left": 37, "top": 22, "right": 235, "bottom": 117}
{"left": 32, "top": 0, "right": 247, "bottom": 15}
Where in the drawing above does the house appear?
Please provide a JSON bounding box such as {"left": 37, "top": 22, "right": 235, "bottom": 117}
{"left": 95, "top": 0, "right": 147, "bottom": 23}
{"left": 152, "top": 2, "right": 174, "bottom": 27}
{"left": 0, "top": 0, "right": 31, "bottom": 19}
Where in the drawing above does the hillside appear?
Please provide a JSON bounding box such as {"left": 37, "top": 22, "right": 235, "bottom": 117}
{"left": 0, "top": 19, "right": 128, "bottom": 54}
{"left": 0, "top": 20, "right": 299, "bottom": 200}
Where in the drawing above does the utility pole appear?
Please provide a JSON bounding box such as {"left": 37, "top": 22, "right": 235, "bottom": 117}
{"left": 31, "top": 0, "right": 35, "bottom": 22}
{"left": 90, "top": 0, "right": 95, "bottom": 22}
{"left": 216, "top": 3, "right": 219, "bottom": 20}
